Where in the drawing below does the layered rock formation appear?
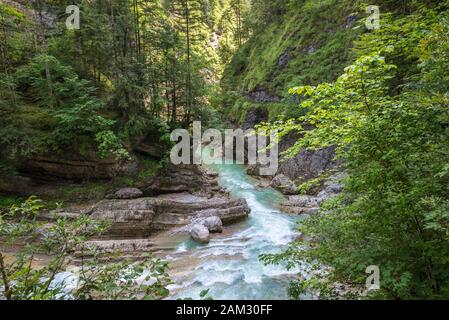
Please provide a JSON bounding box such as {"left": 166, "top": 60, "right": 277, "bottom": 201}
{"left": 281, "top": 195, "right": 320, "bottom": 216}
{"left": 270, "top": 174, "right": 298, "bottom": 195}
{"left": 19, "top": 155, "right": 139, "bottom": 181}
{"left": 20, "top": 161, "right": 252, "bottom": 261}
{"left": 114, "top": 188, "right": 144, "bottom": 199}
{"left": 71, "top": 239, "right": 155, "bottom": 264}
{"left": 88, "top": 193, "right": 250, "bottom": 239}
{"left": 141, "top": 164, "right": 223, "bottom": 196}
{"left": 88, "top": 198, "right": 156, "bottom": 239}
{"left": 281, "top": 173, "right": 344, "bottom": 216}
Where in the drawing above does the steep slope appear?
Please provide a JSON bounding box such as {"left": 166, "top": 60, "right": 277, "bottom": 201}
{"left": 221, "top": 0, "right": 363, "bottom": 123}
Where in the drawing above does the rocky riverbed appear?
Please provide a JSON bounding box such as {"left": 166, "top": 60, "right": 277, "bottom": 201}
{"left": 1, "top": 137, "right": 344, "bottom": 299}
{"left": 32, "top": 164, "right": 251, "bottom": 264}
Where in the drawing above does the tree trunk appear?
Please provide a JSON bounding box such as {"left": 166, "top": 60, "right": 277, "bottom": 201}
{"left": 184, "top": 0, "right": 192, "bottom": 125}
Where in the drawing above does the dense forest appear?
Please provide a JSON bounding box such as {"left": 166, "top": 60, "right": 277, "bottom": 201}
{"left": 0, "top": 0, "right": 448, "bottom": 301}
{"left": 0, "top": 0, "right": 250, "bottom": 175}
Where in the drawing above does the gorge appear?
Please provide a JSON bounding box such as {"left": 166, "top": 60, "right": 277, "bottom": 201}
{"left": 1, "top": 0, "right": 448, "bottom": 301}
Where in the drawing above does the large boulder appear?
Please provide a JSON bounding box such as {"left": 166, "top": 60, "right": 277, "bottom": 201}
{"left": 270, "top": 174, "right": 298, "bottom": 195}
{"left": 114, "top": 188, "right": 143, "bottom": 199}
{"left": 202, "top": 216, "right": 223, "bottom": 233}
{"left": 190, "top": 224, "right": 210, "bottom": 244}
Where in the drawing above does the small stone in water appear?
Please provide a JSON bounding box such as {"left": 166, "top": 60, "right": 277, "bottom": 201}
{"left": 203, "top": 216, "right": 223, "bottom": 233}
{"left": 190, "top": 224, "right": 210, "bottom": 244}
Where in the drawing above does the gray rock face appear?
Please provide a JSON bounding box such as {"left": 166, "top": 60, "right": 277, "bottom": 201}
{"left": 242, "top": 107, "right": 269, "bottom": 130}
{"left": 281, "top": 195, "right": 320, "bottom": 215}
{"left": 190, "top": 224, "right": 210, "bottom": 244}
{"left": 19, "top": 155, "right": 138, "bottom": 180}
{"left": 247, "top": 131, "right": 338, "bottom": 183}
{"left": 90, "top": 198, "right": 156, "bottom": 238}
{"left": 71, "top": 239, "right": 155, "bottom": 264}
{"left": 281, "top": 173, "right": 344, "bottom": 216}
{"left": 202, "top": 216, "right": 223, "bottom": 233}
{"left": 278, "top": 52, "right": 292, "bottom": 69}
{"left": 142, "top": 164, "right": 222, "bottom": 196}
{"left": 270, "top": 174, "right": 298, "bottom": 195}
{"left": 115, "top": 188, "right": 143, "bottom": 199}
{"left": 245, "top": 89, "right": 281, "bottom": 103}
{"left": 277, "top": 132, "right": 338, "bottom": 182}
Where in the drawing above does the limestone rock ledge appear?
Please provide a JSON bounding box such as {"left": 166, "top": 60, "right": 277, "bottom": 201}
{"left": 280, "top": 173, "right": 344, "bottom": 216}
{"left": 71, "top": 239, "right": 155, "bottom": 264}
{"left": 19, "top": 156, "right": 139, "bottom": 181}
{"left": 141, "top": 164, "right": 222, "bottom": 196}
{"left": 60, "top": 193, "right": 250, "bottom": 262}
{"left": 88, "top": 193, "right": 250, "bottom": 238}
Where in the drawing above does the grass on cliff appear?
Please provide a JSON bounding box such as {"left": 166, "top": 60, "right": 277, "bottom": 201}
{"left": 221, "top": 0, "right": 363, "bottom": 124}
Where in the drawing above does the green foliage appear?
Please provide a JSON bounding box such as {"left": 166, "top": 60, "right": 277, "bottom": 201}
{"left": 0, "top": 0, "right": 242, "bottom": 175}
{"left": 221, "top": 0, "right": 363, "bottom": 124}
{"left": 199, "top": 288, "right": 213, "bottom": 300}
{"left": 136, "top": 158, "right": 163, "bottom": 183}
{"left": 12, "top": 54, "right": 127, "bottom": 159}
{"left": 278, "top": 52, "right": 397, "bottom": 157}
{"left": 262, "top": 4, "right": 449, "bottom": 299}
{"left": 73, "top": 253, "right": 171, "bottom": 300}
{"left": 0, "top": 197, "right": 22, "bottom": 211}
{"left": 179, "top": 288, "right": 214, "bottom": 300}
{"left": 297, "top": 172, "right": 333, "bottom": 195}
{"left": 0, "top": 197, "right": 171, "bottom": 300}
{"left": 8, "top": 196, "right": 45, "bottom": 220}
{"left": 95, "top": 130, "right": 131, "bottom": 161}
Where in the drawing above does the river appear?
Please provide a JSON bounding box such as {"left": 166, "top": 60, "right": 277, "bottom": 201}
{"left": 158, "top": 161, "right": 303, "bottom": 300}
{"left": 50, "top": 161, "right": 303, "bottom": 300}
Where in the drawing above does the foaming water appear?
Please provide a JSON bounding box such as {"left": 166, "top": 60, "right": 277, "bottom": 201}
{"left": 166, "top": 162, "right": 301, "bottom": 300}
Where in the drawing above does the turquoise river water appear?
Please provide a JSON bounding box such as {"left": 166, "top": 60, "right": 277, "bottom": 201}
{"left": 164, "top": 161, "right": 302, "bottom": 300}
